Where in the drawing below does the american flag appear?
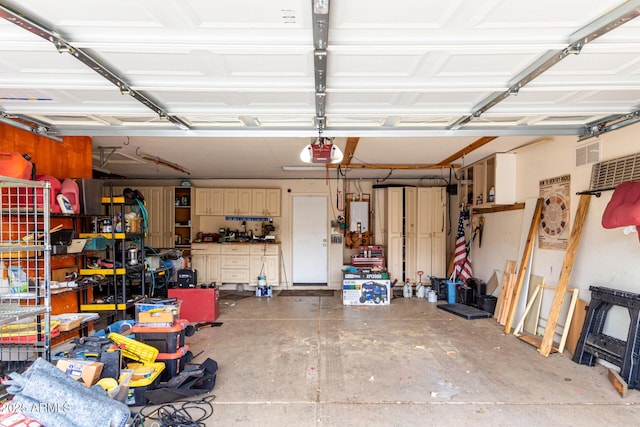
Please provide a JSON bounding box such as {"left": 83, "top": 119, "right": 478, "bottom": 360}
{"left": 453, "top": 209, "right": 473, "bottom": 282}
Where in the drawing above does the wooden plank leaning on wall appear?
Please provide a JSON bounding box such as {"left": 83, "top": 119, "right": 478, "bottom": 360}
{"left": 538, "top": 194, "right": 591, "bottom": 357}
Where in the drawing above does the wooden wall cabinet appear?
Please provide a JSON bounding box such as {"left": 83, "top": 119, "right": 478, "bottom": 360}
{"left": 382, "top": 187, "right": 404, "bottom": 283}
{"left": 194, "top": 188, "right": 281, "bottom": 217}
{"left": 194, "top": 188, "right": 224, "bottom": 216}
{"left": 416, "top": 187, "right": 447, "bottom": 278}
{"left": 223, "top": 189, "right": 252, "bottom": 215}
{"left": 251, "top": 189, "right": 281, "bottom": 216}
{"left": 377, "top": 186, "right": 447, "bottom": 283}
{"left": 459, "top": 153, "right": 516, "bottom": 207}
{"left": 108, "top": 185, "right": 172, "bottom": 249}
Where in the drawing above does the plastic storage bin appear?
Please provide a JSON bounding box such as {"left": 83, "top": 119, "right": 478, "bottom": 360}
{"left": 155, "top": 345, "right": 193, "bottom": 382}
{"left": 135, "top": 299, "right": 182, "bottom": 327}
{"left": 429, "top": 277, "right": 448, "bottom": 300}
{"left": 477, "top": 295, "right": 498, "bottom": 314}
{"left": 126, "top": 362, "right": 165, "bottom": 406}
{"left": 108, "top": 332, "right": 158, "bottom": 364}
{"left": 130, "top": 319, "right": 192, "bottom": 353}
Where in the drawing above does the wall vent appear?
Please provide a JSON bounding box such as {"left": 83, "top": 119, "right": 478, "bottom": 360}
{"left": 576, "top": 140, "right": 600, "bottom": 168}
{"left": 590, "top": 152, "right": 640, "bottom": 191}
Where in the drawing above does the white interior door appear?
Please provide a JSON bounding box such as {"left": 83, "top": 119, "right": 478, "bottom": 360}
{"left": 292, "top": 196, "right": 328, "bottom": 285}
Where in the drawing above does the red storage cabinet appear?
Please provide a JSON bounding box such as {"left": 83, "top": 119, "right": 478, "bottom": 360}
{"left": 167, "top": 287, "right": 220, "bottom": 323}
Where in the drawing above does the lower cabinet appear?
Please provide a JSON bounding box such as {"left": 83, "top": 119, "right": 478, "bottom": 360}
{"left": 249, "top": 244, "right": 279, "bottom": 286}
{"left": 190, "top": 244, "right": 220, "bottom": 284}
{"left": 220, "top": 245, "right": 251, "bottom": 283}
{"left": 191, "top": 243, "right": 280, "bottom": 286}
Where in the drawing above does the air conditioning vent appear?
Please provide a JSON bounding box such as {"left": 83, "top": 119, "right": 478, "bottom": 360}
{"left": 590, "top": 152, "right": 640, "bottom": 191}
{"left": 576, "top": 140, "right": 600, "bottom": 168}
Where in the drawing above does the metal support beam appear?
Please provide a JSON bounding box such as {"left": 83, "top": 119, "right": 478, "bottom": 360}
{"left": 0, "top": 111, "right": 63, "bottom": 143}
{"left": 579, "top": 107, "right": 640, "bottom": 141}
{"left": 0, "top": 3, "right": 191, "bottom": 131}
{"left": 312, "top": 0, "right": 330, "bottom": 133}
{"left": 448, "top": 1, "right": 640, "bottom": 130}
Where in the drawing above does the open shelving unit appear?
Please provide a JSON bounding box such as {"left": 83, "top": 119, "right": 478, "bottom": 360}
{"left": 174, "top": 186, "right": 192, "bottom": 251}
{"left": 0, "top": 176, "right": 51, "bottom": 385}
{"left": 78, "top": 190, "right": 145, "bottom": 320}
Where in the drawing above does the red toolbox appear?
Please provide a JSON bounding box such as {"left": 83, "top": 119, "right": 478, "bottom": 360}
{"left": 168, "top": 287, "right": 219, "bottom": 323}
{"left": 130, "top": 319, "right": 194, "bottom": 353}
{"left": 156, "top": 345, "right": 193, "bottom": 382}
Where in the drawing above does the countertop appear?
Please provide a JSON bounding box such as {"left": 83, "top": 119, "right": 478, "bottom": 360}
{"left": 191, "top": 240, "right": 279, "bottom": 245}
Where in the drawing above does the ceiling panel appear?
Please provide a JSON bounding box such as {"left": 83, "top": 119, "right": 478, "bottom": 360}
{"left": 0, "top": 0, "right": 639, "bottom": 179}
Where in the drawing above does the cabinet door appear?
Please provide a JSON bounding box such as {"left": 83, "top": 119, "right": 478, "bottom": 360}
{"left": 250, "top": 255, "right": 279, "bottom": 285}
{"left": 416, "top": 187, "right": 447, "bottom": 277}
{"left": 191, "top": 254, "right": 209, "bottom": 283}
{"left": 251, "top": 189, "right": 267, "bottom": 215}
{"left": 387, "top": 234, "right": 403, "bottom": 283}
{"left": 430, "top": 188, "right": 447, "bottom": 277}
{"left": 194, "top": 188, "right": 224, "bottom": 216}
{"left": 252, "top": 189, "right": 281, "bottom": 216}
{"left": 145, "top": 186, "right": 167, "bottom": 249}
{"left": 405, "top": 187, "right": 417, "bottom": 234}
{"left": 223, "top": 189, "right": 238, "bottom": 215}
{"left": 165, "top": 186, "right": 176, "bottom": 247}
{"left": 208, "top": 188, "right": 224, "bottom": 215}
{"left": 472, "top": 162, "right": 486, "bottom": 206}
{"left": 224, "top": 189, "right": 252, "bottom": 215}
{"left": 384, "top": 187, "right": 404, "bottom": 282}
{"left": 237, "top": 189, "right": 252, "bottom": 215}
{"left": 386, "top": 187, "right": 403, "bottom": 235}
{"left": 265, "top": 189, "right": 281, "bottom": 216}
{"left": 194, "top": 188, "right": 210, "bottom": 215}
{"left": 493, "top": 153, "right": 516, "bottom": 205}
{"left": 191, "top": 254, "right": 220, "bottom": 283}
{"left": 405, "top": 234, "right": 417, "bottom": 283}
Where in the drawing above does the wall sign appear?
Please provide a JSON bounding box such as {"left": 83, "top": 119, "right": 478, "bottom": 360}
{"left": 539, "top": 174, "right": 571, "bottom": 250}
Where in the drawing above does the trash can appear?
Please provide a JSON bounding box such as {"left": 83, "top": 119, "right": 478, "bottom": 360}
{"left": 445, "top": 280, "right": 461, "bottom": 304}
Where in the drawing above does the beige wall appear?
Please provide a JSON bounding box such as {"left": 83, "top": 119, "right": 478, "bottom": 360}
{"left": 108, "top": 178, "right": 377, "bottom": 289}
{"left": 472, "top": 124, "right": 640, "bottom": 341}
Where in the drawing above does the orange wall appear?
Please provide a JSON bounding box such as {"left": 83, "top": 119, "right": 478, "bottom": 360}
{"left": 0, "top": 122, "right": 92, "bottom": 178}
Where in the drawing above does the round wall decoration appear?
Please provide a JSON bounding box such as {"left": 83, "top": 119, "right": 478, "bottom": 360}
{"left": 541, "top": 194, "right": 568, "bottom": 236}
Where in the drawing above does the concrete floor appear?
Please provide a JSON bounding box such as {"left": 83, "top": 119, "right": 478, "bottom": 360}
{"left": 175, "top": 292, "right": 640, "bottom": 426}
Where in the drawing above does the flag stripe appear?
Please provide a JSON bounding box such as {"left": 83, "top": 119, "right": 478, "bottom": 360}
{"left": 453, "top": 209, "right": 473, "bottom": 282}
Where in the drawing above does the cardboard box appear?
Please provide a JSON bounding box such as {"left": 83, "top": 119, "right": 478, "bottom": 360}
{"left": 343, "top": 279, "right": 391, "bottom": 305}
{"left": 56, "top": 359, "right": 103, "bottom": 386}
{"left": 343, "top": 270, "right": 389, "bottom": 280}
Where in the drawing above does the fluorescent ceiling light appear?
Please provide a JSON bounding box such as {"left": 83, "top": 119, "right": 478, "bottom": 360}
{"left": 282, "top": 165, "right": 327, "bottom": 171}
{"left": 282, "top": 165, "right": 350, "bottom": 172}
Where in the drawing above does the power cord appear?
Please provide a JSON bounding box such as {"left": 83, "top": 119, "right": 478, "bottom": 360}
{"left": 130, "top": 395, "right": 216, "bottom": 427}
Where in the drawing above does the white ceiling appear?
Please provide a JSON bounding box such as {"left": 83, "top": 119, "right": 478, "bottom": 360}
{"left": 1, "top": 0, "right": 640, "bottom": 180}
